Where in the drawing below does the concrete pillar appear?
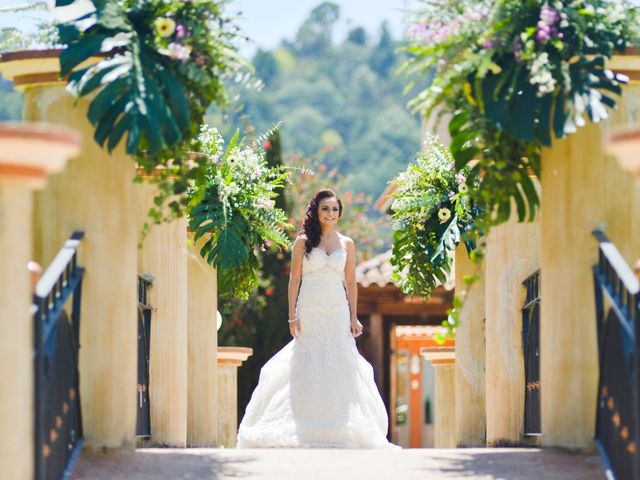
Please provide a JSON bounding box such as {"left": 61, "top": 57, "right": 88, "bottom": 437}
{"left": 217, "top": 347, "right": 253, "bottom": 448}
{"left": 484, "top": 208, "right": 540, "bottom": 445}
{"left": 136, "top": 180, "right": 188, "bottom": 446}
{"left": 538, "top": 56, "right": 640, "bottom": 450}
{"left": 421, "top": 347, "right": 456, "bottom": 448}
{"left": 0, "top": 50, "right": 139, "bottom": 449}
{"left": 540, "top": 123, "right": 604, "bottom": 449}
{"left": 0, "top": 123, "right": 79, "bottom": 480}
{"left": 454, "top": 246, "right": 486, "bottom": 446}
{"left": 187, "top": 233, "right": 218, "bottom": 446}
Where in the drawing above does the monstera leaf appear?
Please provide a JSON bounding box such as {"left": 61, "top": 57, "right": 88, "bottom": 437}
{"left": 57, "top": 5, "right": 191, "bottom": 157}
{"left": 189, "top": 195, "right": 252, "bottom": 270}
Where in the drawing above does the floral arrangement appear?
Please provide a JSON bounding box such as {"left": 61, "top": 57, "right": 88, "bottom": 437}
{"left": 390, "top": 135, "right": 480, "bottom": 297}
{"left": 188, "top": 125, "right": 292, "bottom": 300}
{"left": 404, "top": 0, "right": 640, "bottom": 229}
{"left": 52, "top": 0, "right": 249, "bottom": 223}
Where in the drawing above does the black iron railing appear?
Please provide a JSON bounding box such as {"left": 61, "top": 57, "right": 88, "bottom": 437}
{"left": 593, "top": 230, "right": 640, "bottom": 480}
{"left": 136, "top": 274, "right": 153, "bottom": 437}
{"left": 33, "top": 231, "right": 85, "bottom": 480}
{"left": 522, "top": 270, "right": 541, "bottom": 436}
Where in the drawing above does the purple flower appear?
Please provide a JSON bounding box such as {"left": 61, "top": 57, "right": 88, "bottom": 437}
{"left": 536, "top": 28, "right": 551, "bottom": 42}
{"left": 175, "top": 24, "right": 187, "bottom": 39}
{"left": 483, "top": 40, "right": 494, "bottom": 49}
{"left": 540, "top": 5, "right": 559, "bottom": 26}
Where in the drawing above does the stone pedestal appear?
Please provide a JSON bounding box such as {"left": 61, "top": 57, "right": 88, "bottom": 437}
{"left": 0, "top": 123, "right": 79, "bottom": 480}
{"left": 217, "top": 347, "right": 253, "bottom": 448}
{"left": 421, "top": 347, "right": 456, "bottom": 448}
{"left": 484, "top": 207, "right": 540, "bottom": 445}
{"left": 0, "top": 50, "right": 138, "bottom": 449}
{"left": 454, "top": 246, "right": 486, "bottom": 446}
{"left": 136, "top": 180, "right": 189, "bottom": 446}
{"left": 187, "top": 233, "right": 218, "bottom": 446}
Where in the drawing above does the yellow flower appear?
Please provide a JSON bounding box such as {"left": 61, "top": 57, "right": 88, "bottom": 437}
{"left": 438, "top": 207, "right": 452, "bottom": 224}
{"left": 154, "top": 17, "right": 176, "bottom": 38}
{"left": 459, "top": 183, "right": 468, "bottom": 194}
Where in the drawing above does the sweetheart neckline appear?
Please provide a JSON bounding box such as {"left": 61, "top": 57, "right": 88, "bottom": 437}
{"left": 312, "top": 247, "right": 346, "bottom": 257}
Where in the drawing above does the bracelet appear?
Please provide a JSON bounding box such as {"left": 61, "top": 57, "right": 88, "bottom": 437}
{"left": 288, "top": 318, "right": 299, "bottom": 323}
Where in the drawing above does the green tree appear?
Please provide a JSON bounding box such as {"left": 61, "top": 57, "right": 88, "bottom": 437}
{"left": 347, "top": 26, "right": 367, "bottom": 45}
{"left": 252, "top": 49, "right": 278, "bottom": 86}
{"left": 369, "top": 21, "right": 396, "bottom": 77}
{"left": 205, "top": 14, "right": 420, "bottom": 199}
{"left": 0, "top": 78, "right": 23, "bottom": 121}
{"left": 294, "top": 2, "right": 340, "bottom": 57}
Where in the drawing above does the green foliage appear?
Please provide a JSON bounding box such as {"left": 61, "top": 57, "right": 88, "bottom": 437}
{"left": 55, "top": 0, "right": 244, "bottom": 158}
{"left": 404, "top": 0, "right": 639, "bottom": 231}
{"left": 294, "top": 2, "right": 340, "bottom": 56}
{"left": 0, "top": 78, "right": 23, "bottom": 121}
{"left": 187, "top": 125, "right": 292, "bottom": 300}
{"left": 217, "top": 130, "right": 294, "bottom": 425}
{"left": 207, "top": 15, "right": 419, "bottom": 199}
{"left": 390, "top": 135, "right": 480, "bottom": 297}
{"left": 50, "top": 0, "right": 252, "bottom": 230}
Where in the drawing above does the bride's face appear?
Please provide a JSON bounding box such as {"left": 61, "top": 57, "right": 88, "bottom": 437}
{"left": 317, "top": 197, "right": 340, "bottom": 227}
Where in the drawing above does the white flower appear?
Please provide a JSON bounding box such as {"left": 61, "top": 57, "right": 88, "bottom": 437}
{"left": 168, "top": 42, "right": 192, "bottom": 61}
{"left": 438, "top": 207, "right": 452, "bottom": 223}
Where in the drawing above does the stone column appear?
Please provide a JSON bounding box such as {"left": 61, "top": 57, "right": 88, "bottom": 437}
{"left": 540, "top": 122, "right": 604, "bottom": 449}
{"left": 187, "top": 233, "right": 218, "bottom": 446}
{"left": 421, "top": 347, "right": 456, "bottom": 448}
{"left": 217, "top": 347, "right": 253, "bottom": 448}
{"left": 0, "top": 123, "right": 79, "bottom": 480}
{"left": 538, "top": 55, "right": 640, "bottom": 450}
{"left": 0, "top": 50, "right": 139, "bottom": 449}
{"left": 484, "top": 208, "right": 540, "bottom": 445}
{"left": 136, "top": 179, "right": 188, "bottom": 446}
{"left": 454, "top": 246, "right": 486, "bottom": 446}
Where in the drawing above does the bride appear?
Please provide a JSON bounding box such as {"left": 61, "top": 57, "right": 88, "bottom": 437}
{"left": 237, "top": 189, "right": 398, "bottom": 449}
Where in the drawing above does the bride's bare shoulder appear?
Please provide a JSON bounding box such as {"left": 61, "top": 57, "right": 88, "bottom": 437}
{"left": 292, "top": 235, "right": 306, "bottom": 252}
{"left": 337, "top": 233, "right": 355, "bottom": 250}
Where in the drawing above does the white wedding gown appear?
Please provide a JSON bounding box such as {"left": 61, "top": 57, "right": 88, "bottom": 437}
{"left": 237, "top": 247, "right": 398, "bottom": 449}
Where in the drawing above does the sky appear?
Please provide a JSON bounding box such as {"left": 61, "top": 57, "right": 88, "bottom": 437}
{"left": 0, "top": 0, "right": 416, "bottom": 55}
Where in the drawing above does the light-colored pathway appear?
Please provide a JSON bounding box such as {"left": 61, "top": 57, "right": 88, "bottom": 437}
{"left": 71, "top": 447, "right": 605, "bottom": 480}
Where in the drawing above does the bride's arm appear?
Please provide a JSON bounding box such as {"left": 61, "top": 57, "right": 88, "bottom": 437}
{"left": 344, "top": 239, "right": 363, "bottom": 337}
{"left": 287, "top": 237, "right": 305, "bottom": 338}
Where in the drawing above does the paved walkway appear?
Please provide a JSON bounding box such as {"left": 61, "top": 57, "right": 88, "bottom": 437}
{"left": 71, "top": 447, "right": 605, "bottom": 480}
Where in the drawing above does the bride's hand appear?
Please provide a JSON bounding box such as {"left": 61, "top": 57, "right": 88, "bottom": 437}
{"left": 289, "top": 319, "right": 301, "bottom": 339}
{"left": 351, "top": 318, "right": 363, "bottom": 338}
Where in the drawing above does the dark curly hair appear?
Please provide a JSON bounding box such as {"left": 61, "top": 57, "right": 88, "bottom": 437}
{"left": 300, "top": 189, "right": 343, "bottom": 254}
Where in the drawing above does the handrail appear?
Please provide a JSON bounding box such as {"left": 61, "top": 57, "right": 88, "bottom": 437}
{"left": 32, "top": 231, "right": 85, "bottom": 480}
{"left": 592, "top": 229, "right": 640, "bottom": 480}
{"left": 593, "top": 229, "right": 640, "bottom": 295}
{"left": 34, "top": 231, "right": 84, "bottom": 299}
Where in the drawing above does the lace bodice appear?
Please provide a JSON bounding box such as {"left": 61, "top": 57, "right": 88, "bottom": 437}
{"left": 301, "top": 247, "right": 347, "bottom": 278}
